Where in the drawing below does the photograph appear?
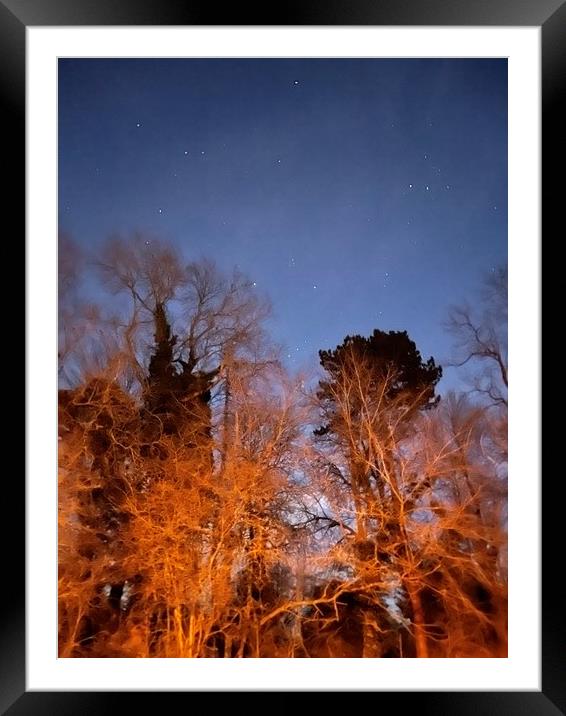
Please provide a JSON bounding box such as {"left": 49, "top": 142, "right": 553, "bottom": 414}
{"left": 0, "top": 0, "right": 552, "bottom": 703}
{"left": 57, "top": 57, "right": 509, "bottom": 659}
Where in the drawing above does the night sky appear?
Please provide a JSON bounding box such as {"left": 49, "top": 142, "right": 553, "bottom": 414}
{"left": 58, "top": 59, "right": 507, "bottom": 390}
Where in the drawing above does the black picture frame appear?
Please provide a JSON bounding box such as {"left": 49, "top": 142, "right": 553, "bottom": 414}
{"left": 6, "top": 0, "right": 557, "bottom": 710}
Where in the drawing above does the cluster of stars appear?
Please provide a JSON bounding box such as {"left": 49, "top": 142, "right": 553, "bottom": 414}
{"left": 131, "top": 112, "right": 496, "bottom": 295}
{"left": 133, "top": 126, "right": 213, "bottom": 214}
{"left": 406, "top": 182, "right": 451, "bottom": 192}
{"left": 403, "top": 151, "right": 454, "bottom": 196}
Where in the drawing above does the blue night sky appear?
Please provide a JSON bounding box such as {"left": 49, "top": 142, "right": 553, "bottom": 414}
{"left": 58, "top": 59, "right": 507, "bottom": 390}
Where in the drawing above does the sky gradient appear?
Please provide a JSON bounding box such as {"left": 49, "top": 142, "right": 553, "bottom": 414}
{"left": 58, "top": 58, "right": 507, "bottom": 390}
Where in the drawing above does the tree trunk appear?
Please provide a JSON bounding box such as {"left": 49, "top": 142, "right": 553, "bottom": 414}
{"left": 407, "top": 585, "right": 428, "bottom": 658}
{"left": 362, "top": 619, "right": 382, "bottom": 657}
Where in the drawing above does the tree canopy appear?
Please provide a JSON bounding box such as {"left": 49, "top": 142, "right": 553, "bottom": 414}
{"left": 58, "top": 239, "right": 506, "bottom": 659}
{"left": 315, "top": 329, "right": 442, "bottom": 438}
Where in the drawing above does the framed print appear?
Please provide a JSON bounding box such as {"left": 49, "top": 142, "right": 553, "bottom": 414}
{"left": 5, "top": 0, "right": 558, "bottom": 710}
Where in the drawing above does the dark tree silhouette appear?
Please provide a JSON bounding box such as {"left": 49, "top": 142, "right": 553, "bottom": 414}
{"left": 315, "top": 329, "right": 442, "bottom": 438}
{"left": 144, "top": 299, "right": 219, "bottom": 449}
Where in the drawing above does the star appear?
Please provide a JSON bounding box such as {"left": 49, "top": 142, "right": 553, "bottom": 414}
{"left": 425, "top": 185, "right": 430, "bottom": 191}
{"left": 201, "top": 151, "right": 206, "bottom": 155}
{"left": 158, "top": 208, "right": 163, "bottom": 214}
{"left": 184, "top": 150, "right": 189, "bottom": 155}
{"left": 409, "top": 184, "right": 413, "bottom": 188}
{"left": 252, "top": 282, "right": 257, "bottom": 287}
{"left": 293, "top": 80, "right": 300, "bottom": 85}
{"left": 136, "top": 122, "right": 141, "bottom": 128}
{"left": 313, "top": 284, "right": 317, "bottom": 290}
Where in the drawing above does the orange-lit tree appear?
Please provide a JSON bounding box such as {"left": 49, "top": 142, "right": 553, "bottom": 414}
{"left": 58, "top": 237, "right": 507, "bottom": 658}
{"left": 301, "top": 330, "right": 506, "bottom": 657}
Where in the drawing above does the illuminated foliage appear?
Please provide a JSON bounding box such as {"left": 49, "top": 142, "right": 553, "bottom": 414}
{"left": 58, "top": 240, "right": 507, "bottom": 658}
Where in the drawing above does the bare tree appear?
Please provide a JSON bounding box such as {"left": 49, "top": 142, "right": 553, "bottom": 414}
{"left": 96, "top": 234, "right": 270, "bottom": 380}
{"left": 406, "top": 393, "right": 508, "bottom": 656}
{"left": 58, "top": 236, "right": 508, "bottom": 658}
{"left": 58, "top": 232, "right": 95, "bottom": 384}
{"left": 59, "top": 235, "right": 293, "bottom": 658}
{"left": 302, "top": 334, "right": 506, "bottom": 657}
{"left": 447, "top": 267, "right": 507, "bottom": 407}
{"left": 58, "top": 358, "right": 305, "bottom": 657}
{"left": 303, "top": 333, "right": 441, "bottom": 656}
